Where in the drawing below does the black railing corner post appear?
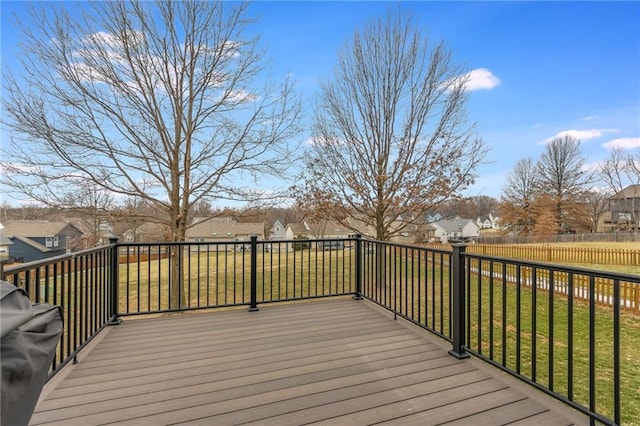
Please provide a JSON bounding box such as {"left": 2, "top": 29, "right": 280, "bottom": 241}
{"left": 448, "top": 243, "right": 469, "bottom": 359}
{"left": 248, "top": 235, "right": 259, "bottom": 312}
{"left": 107, "top": 237, "right": 122, "bottom": 325}
{"left": 353, "top": 234, "right": 363, "bottom": 300}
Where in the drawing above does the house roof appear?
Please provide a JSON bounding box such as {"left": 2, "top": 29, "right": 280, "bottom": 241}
{"left": 306, "top": 220, "right": 351, "bottom": 237}
{"left": 270, "top": 220, "right": 285, "bottom": 230}
{"left": 9, "top": 236, "right": 51, "bottom": 253}
{"left": 286, "top": 223, "right": 310, "bottom": 235}
{"left": 345, "top": 217, "right": 373, "bottom": 236}
{"left": 611, "top": 185, "right": 640, "bottom": 200}
{"left": 186, "top": 218, "right": 264, "bottom": 239}
{"left": 0, "top": 220, "right": 81, "bottom": 238}
{"left": 432, "top": 217, "right": 477, "bottom": 232}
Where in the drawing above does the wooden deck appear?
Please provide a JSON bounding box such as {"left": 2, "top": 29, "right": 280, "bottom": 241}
{"left": 31, "top": 298, "right": 587, "bottom": 425}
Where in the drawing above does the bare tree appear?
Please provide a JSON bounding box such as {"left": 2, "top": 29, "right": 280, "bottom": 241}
{"left": 294, "top": 10, "right": 486, "bottom": 240}
{"left": 436, "top": 195, "right": 498, "bottom": 220}
{"left": 63, "top": 183, "right": 115, "bottom": 247}
{"left": 534, "top": 136, "right": 592, "bottom": 233}
{"left": 499, "top": 158, "right": 537, "bottom": 235}
{"left": 2, "top": 1, "right": 301, "bottom": 308}
{"left": 2, "top": 1, "right": 301, "bottom": 243}
{"left": 600, "top": 149, "right": 640, "bottom": 231}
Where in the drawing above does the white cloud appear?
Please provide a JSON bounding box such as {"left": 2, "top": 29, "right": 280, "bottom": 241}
{"left": 540, "top": 128, "right": 618, "bottom": 144}
{"left": 602, "top": 137, "right": 640, "bottom": 150}
{"left": 460, "top": 68, "right": 501, "bottom": 91}
{"left": 579, "top": 115, "right": 599, "bottom": 121}
{"left": 445, "top": 68, "right": 500, "bottom": 92}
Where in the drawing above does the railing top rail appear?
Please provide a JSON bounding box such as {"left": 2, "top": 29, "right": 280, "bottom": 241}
{"left": 116, "top": 237, "right": 361, "bottom": 247}
{"left": 364, "top": 239, "right": 453, "bottom": 255}
{"left": 2, "top": 243, "right": 117, "bottom": 276}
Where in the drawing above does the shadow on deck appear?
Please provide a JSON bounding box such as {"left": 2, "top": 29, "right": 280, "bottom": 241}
{"left": 32, "top": 298, "right": 587, "bottom": 425}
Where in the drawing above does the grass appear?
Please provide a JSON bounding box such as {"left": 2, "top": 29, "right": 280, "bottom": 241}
{"left": 118, "top": 248, "right": 356, "bottom": 314}
{"left": 465, "top": 269, "right": 640, "bottom": 425}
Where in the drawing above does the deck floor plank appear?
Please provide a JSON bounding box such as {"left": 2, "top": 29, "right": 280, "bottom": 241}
{"left": 31, "top": 299, "right": 586, "bottom": 426}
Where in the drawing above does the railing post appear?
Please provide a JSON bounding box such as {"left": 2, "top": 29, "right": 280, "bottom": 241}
{"left": 353, "top": 234, "right": 363, "bottom": 300}
{"left": 449, "top": 243, "right": 469, "bottom": 359}
{"left": 107, "top": 237, "right": 122, "bottom": 325}
{"left": 248, "top": 235, "right": 259, "bottom": 312}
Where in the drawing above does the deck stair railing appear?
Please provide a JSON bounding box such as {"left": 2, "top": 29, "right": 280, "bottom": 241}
{"left": 2, "top": 235, "right": 638, "bottom": 426}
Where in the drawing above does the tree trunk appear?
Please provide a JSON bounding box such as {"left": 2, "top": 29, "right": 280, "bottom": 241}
{"left": 169, "top": 211, "right": 187, "bottom": 310}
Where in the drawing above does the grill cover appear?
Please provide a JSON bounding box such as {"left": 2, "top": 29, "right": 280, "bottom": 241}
{"left": 1, "top": 281, "right": 63, "bottom": 426}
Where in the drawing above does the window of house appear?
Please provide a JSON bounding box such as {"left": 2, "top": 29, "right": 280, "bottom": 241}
{"left": 53, "top": 236, "right": 59, "bottom": 247}
{"left": 195, "top": 238, "right": 205, "bottom": 242}
{"left": 46, "top": 237, "right": 53, "bottom": 247}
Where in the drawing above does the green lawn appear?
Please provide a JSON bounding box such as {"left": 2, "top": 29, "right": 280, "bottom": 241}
{"left": 118, "top": 248, "right": 356, "bottom": 313}
{"left": 465, "top": 271, "right": 640, "bottom": 425}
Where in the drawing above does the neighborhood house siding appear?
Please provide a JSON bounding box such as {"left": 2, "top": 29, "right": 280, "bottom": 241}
{"left": 431, "top": 217, "right": 479, "bottom": 243}
{"left": 0, "top": 221, "right": 83, "bottom": 262}
{"left": 185, "top": 218, "right": 265, "bottom": 251}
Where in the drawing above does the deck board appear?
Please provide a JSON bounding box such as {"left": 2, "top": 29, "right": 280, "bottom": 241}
{"left": 31, "top": 298, "right": 587, "bottom": 425}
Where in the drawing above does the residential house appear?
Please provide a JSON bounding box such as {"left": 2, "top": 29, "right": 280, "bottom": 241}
{"left": 284, "top": 220, "right": 365, "bottom": 250}
{"left": 284, "top": 223, "right": 311, "bottom": 240}
{"left": 0, "top": 223, "right": 12, "bottom": 261}
{"left": 120, "top": 222, "right": 168, "bottom": 243}
{"left": 476, "top": 213, "right": 500, "bottom": 230}
{"left": 345, "top": 216, "right": 375, "bottom": 239}
{"left": 269, "top": 220, "right": 287, "bottom": 241}
{"left": 185, "top": 217, "right": 265, "bottom": 251}
{"left": 414, "top": 223, "right": 437, "bottom": 244}
{"left": 425, "top": 213, "right": 443, "bottom": 223}
{"left": 431, "top": 216, "right": 479, "bottom": 243}
{"left": 0, "top": 220, "right": 83, "bottom": 262}
{"left": 305, "top": 220, "right": 354, "bottom": 249}
{"left": 281, "top": 222, "right": 311, "bottom": 251}
{"left": 386, "top": 221, "right": 417, "bottom": 244}
{"left": 602, "top": 185, "right": 640, "bottom": 232}
{"left": 66, "top": 217, "right": 115, "bottom": 248}
{"left": 305, "top": 220, "right": 352, "bottom": 240}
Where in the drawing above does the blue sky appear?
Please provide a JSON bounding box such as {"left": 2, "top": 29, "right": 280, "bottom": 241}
{"left": 2, "top": 1, "right": 639, "bottom": 203}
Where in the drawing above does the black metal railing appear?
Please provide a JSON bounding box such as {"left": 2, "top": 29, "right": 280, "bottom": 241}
{"left": 114, "top": 237, "right": 356, "bottom": 316}
{"left": 460, "top": 251, "right": 639, "bottom": 426}
{"left": 1, "top": 244, "right": 117, "bottom": 375}
{"left": 360, "top": 239, "right": 453, "bottom": 342}
{"left": 359, "top": 240, "right": 639, "bottom": 426}
{"left": 2, "top": 235, "right": 638, "bottom": 425}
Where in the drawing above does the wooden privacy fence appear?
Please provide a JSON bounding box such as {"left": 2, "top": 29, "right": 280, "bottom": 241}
{"left": 405, "top": 245, "right": 640, "bottom": 314}
{"left": 427, "top": 243, "right": 640, "bottom": 266}
{"left": 466, "top": 259, "right": 640, "bottom": 315}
